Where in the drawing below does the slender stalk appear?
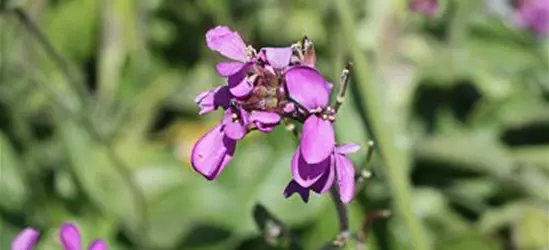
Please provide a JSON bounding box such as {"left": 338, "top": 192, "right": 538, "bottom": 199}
{"left": 329, "top": 187, "right": 350, "bottom": 248}
{"left": 334, "top": 1, "right": 430, "bottom": 250}
{"left": 13, "top": 8, "right": 88, "bottom": 107}
{"left": 27, "top": 66, "right": 150, "bottom": 241}
{"left": 334, "top": 62, "right": 353, "bottom": 112}
{"left": 355, "top": 140, "right": 375, "bottom": 194}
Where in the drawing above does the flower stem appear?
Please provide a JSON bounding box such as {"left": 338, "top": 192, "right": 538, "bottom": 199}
{"left": 334, "top": 1, "right": 430, "bottom": 250}
{"left": 329, "top": 186, "right": 350, "bottom": 247}
{"left": 334, "top": 62, "right": 353, "bottom": 112}
{"left": 13, "top": 8, "right": 88, "bottom": 108}
{"left": 355, "top": 140, "right": 375, "bottom": 194}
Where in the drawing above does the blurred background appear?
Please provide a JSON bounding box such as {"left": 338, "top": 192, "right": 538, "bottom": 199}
{"left": 0, "top": 0, "right": 548, "bottom": 249}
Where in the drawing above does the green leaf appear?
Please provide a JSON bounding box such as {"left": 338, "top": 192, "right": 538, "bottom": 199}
{"left": 58, "top": 120, "right": 142, "bottom": 232}
{"left": 436, "top": 230, "right": 500, "bottom": 250}
{"left": 0, "top": 132, "right": 30, "bottom": 211}
{"left": 513, "top": 204, "right": 549, "bottom": 250}
{"left": 477, "top": 202, "right": 523, "bottom": 234}
{"left": 45, "top": 0, "right": 98, "bottom": 61}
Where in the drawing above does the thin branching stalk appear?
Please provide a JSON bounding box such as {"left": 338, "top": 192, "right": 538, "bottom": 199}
{"left": 13, "top": 9, "right": 150, "bottom": 240}
{"left": 13, "top": 8, "right": 88, "bottom": 107}
{"left": 334, "top": 0, "right": 430, "bottom": 250}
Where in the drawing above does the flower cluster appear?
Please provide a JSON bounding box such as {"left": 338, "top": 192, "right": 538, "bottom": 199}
{"left": 191, "top": 26, "right": 359, "bottom": 204}
{"left": 515, "top": 0, "right": 549, "bottom": 36}
{"left": 11, "top": 223, "right": 108, "bottom": 250}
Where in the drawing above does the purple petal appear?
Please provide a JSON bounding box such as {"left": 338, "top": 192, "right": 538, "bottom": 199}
{"left": 195, "top": 86, "right": 232, "bottom": 115}
{"left": 59, "top": 223, "right": 81, "bottom": 250}
{"left": 335, "top": 143, "right": 361, "bottom": 155}
{"left": 409, "top": 0, "right": 438, "bottom": 16}
{"left": 256, "top": 123, "right": 274, "bottom": 133}
{"left": 249, "top": 111, "right": 281, "bottom": 125}
{"left": 228, "top": 65, "right": 253, "bottom": 98}
{"left": 291, "top": 147, "right": 331, "bottom": 188}
{"left": 301, "top": 115, "right": 335, "bottom": 164}
{"left": 191, "top": 125, "right": 235, "bottom": 180}
{"left": 311, "top": 157, "right": 335, "bottom": 194}
{"left": 263, "top": 47, "right": 292, "bottom": 69}
{"left": 335, "top": 154, "right": 355, "bottom": 204}
{"left": 229, "top": 77, "right": 253, "bottom": 98}
{"left": 11, "top": 228, "right": 39, "bottom": 250}
{"left": 206, "top": 26, "right": 247, "bottom": 62}
{"left": 216, "top": 62, "right": 245, "bottom": 77}
{"left": 283, "top": 180, "right": 310, "bottom": 202}
{"left": 224, "top": 122, "right": 247, "bottom": 140}
{"left": 517, "top": 0, "right": 549, "bottom": 36}
{"left": 222, "top": 109, "right": 248, "bottom": 140}
{"left": 88, "top": 240, "right": 108, "bottom": 250}
{"left": 209, "top": 136, "right": 236, "bottom": 179}
{"left": 285, "top": 66, "right": 331, "bottom": 110}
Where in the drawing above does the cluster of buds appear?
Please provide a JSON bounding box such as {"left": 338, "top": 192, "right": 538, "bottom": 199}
{"left": 191, "top": 26, "right": 359, "bottom": 204}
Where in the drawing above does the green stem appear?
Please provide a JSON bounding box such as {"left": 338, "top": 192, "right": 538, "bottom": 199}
{"left": 13, "top": 8, "right": 88, "bottom": 108}
{"left": 334, "top": 1, "right": 430, "bottom": 250}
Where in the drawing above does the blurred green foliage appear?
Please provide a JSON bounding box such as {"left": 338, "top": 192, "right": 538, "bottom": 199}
{"left": 0, "top": 0, "right": 548, "bottom": 249}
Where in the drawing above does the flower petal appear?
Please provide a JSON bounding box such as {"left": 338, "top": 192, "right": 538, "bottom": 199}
{"left": 301, "top": 116, "right": 335, "bottom": 164}
{"left": 222, "top": 109, "right": 248, "bottom": 140}
{"left": 285, "top": 66, "right": 330, "bottom": 110}
{"left": 517, "top": 0, "right": 549, "bottom": 36}
{"left": 195, "top": 86, "right": 232, "bottom": 115}
{"left": 291, "top": 147, "right": 331, "bottom": 188}
{"left": 229, "top": 77, "right": 253, "bottom": 98}
{"left": 209, "top": 136, "right": 236, "bottom": 179}
{"left": 249, "top": 111, "right": 281, "bottom": 125}
{"left": 335, "top": 154, "right": 355, "bottom": 204}
{"left": 228, "top": 66, "right": 253, "bottom": 98}
{"left": 88, "top": 240, "right": 108, "bottom": 250}
{"left": 263, "top": 47, "right": 292, "bottom": 69}
{"left": 255, "top": 123, "right": 274, "bottom": 133}
{"left": 216, "top": 62, "right": 245, "bottom": 77}
{"left": 206, "top": 26, "right": 247, "bottom": 62}
{"left": 191, "top": 125, "right": 230, "bottom": 180}
{"left": 224, "top": 122, "right": 247, "bottom": 140}
{"left": 283, "top": 180, "right": 310, "bottom": 203}
{"left": 59, "top": 223, "right": 81, "bottom": 250}
{"left": 11, "top": 228, "right": 39, "bottom": 250}
{"left": 335, "top": 143, "right": 361, "bottom": 155}
{"left": 311, "top": 156, "right": 335, "bottom": 194}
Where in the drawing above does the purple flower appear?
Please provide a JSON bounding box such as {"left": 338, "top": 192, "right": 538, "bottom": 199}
{"left": 259, "top": 47, "right": 293, "bottom": 69}
{"left": 191, "top": 107, "right": 248, "bottom": 180}
{"left": 409, "top": 0, "right": 439, "bottom": 17}
{"left": 516, "top": 0, "right": 549, "bottom": 36}
{"left": 11, "top": 228, "right": 39, "bottom": 250}
{"left": 249, "top": 111, "right": 281, "bottom": 133}
{"left": 194, "top": 86, "right": 232, "bottom": 115}
{"left": 285, "top": 65, "right": 335, "bottom": 164}
{"left": 206, "top": 26, "right": 255, "bottom": 98}
{"left": 11, "top": 223, "right": 108, "bottom": 250}
{"left": 206, "top": 26, "right": 250, "bottom": 76}
{"left": 284, "top": 143, "right": 360, "bottom": 204}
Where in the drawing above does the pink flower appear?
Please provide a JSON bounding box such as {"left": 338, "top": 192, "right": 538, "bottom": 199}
{"left": 409, "top": 0, "right": 439, "bottom": 17}
{"left": 11, "top": 223, "right": 108, "bottom": 250}
{"left": 284, "top": 143, "right": 360, "bottom": 204}
{"left": 516, "top": 0, "right": 549, "bottom": 36}
{"left": 285, "top": 65, "right": 335, "bottom": 164}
